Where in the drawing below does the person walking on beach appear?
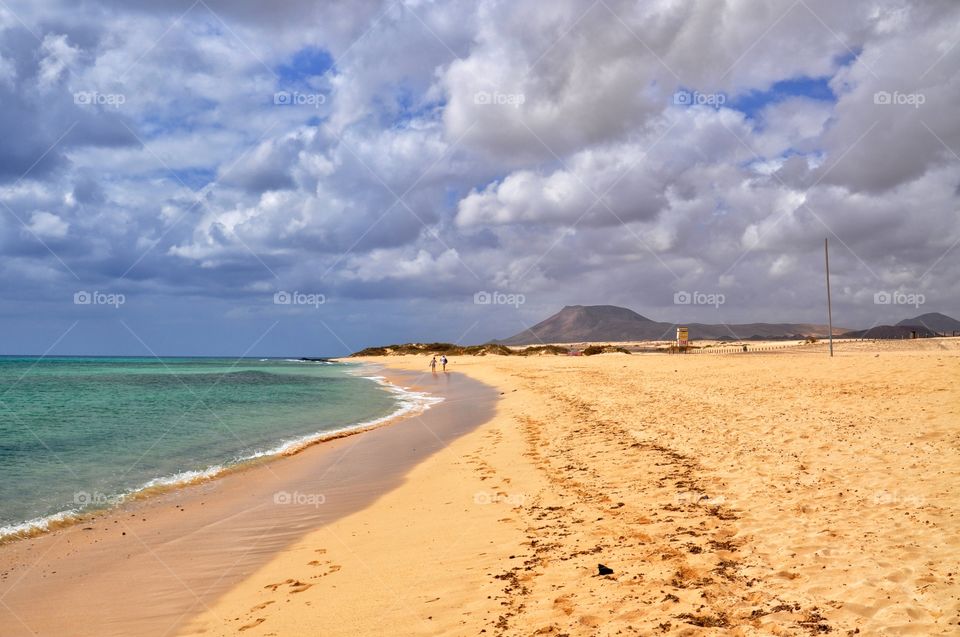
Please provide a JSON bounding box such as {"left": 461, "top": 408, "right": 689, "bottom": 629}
{"left": 430, "top": 356, "right": 437, "bottom": 372}
{"left": 440, "top": 355, "right": 448, "bottom": 372}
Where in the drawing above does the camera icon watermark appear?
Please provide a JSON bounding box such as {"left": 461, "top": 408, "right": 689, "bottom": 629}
{"left": 474, "top": 290, "right": 525, "bottom": 308}
{"left": 473, "top": 491, "right": 526, "bottom": 506}
{"left": 273, "top": 290, "right": 326, "bottom": 308}
{"left": 873, "top": 290, "right": 925, "bottom": 308}
{"left": 273, "top": 490, "right": 326, "bottom": 507}
{"left": 73, "top": 290, "right": 125, "bottom": 308}
{"left": 872, "top": 490, "right": 924, "bottom": 507}
{"left": 473, "top": 90, "right": 525, "bottom": 108}
{"left": 273, "top": 91, "right": 326, "bottom": 108}
{"left": 73, "top": 90, "right": 126, "bottom": 108}
{"left": 673, "top": 290, "right": 725, "bottom": 308}
{"left": 675, "top": 490, "right": 726, "bottom": 506}
{"left": 74, "top": 490, "right": 124, "bottom": 507}
{"left": 673, "top": 89, "right": 726, "bottom": 109}
{"left": 873, "top": 90, "right": 925, "bottom": 108}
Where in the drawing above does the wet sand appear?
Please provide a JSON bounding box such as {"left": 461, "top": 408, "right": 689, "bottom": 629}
{"left": 0, "top": 367, "right": 496, "bottom": 637}
{"left": 181, "top": 339, "right": 959, "bottom": 636}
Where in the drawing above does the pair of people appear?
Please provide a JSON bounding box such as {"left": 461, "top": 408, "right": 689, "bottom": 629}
{"left": 429, "top": 355, "right": 448, "bottom": 372}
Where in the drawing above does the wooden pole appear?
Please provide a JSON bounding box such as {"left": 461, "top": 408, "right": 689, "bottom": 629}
{"left": 825, "top": 238, "right": 834, "bottom": 357}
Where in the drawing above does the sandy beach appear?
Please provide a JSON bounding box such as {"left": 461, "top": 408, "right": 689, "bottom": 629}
{"left": 1, "top": 340, "right": 956, "bottom": 636}
{"left": 0, "top": 369, "right": 495, "bottom": 636}
{"left": 4, "top": 1, "right": 958, "bottom": 635}
{"left": 174, "top": 338, "right": 960, "bottom": 636}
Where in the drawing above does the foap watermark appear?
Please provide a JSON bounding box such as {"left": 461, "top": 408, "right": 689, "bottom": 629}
{"left": 273, "top": 91, "right": 326, "bottom": 108}
{"left": 473, "top": 491, "right": 526, "bottom": 506}
{"left": 73, "top": 90, "right": 126, "bottom": 108}
{"left": 74, "top": 290, "right": 125, "bottom": 308}
{"left": 872, "top": 490, "right": 924, "bottom": 507}
{"left": 474, "top": 90, "right": 525, "bottom": 108}
{"left": 673, "top": 89, "right": 726, "bottom": 109}
{"left": 675, "top": 490, "right": 726, "bottom": 507}
{"left": 874, "top": 290, "right": 925, "bottom": 308}
{"left": 74, "top": 490, "right": 125, "bottom": 507}
{"left": 274, "top": 290, "right": 326, "bottom": 308}
{"left": 673, "top": 290, "right": 725, "bottom": 308}
{"left": 474, "top": 290, "right": 525, "bottom": 307}
{"left": 873, "top": 90, "right": 925, "bottom": 108}
{"left": 273, "top": 490, "right": 326, "bottom": 507}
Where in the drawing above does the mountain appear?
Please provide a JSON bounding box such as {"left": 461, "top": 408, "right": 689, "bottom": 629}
{"left": 499, "top": 305, "right": 663, "bottom": 344}
{"left": 896, "top": 312, "right": 960, "bottom": 332}
{"left": 840, "top": 311, "right": 960, "bottom": 339}
{"left": 496, "top": 305, "right": 845, "bottom": 345}
{"left": 840, "top": 325, "right": 935, "bottom": 339}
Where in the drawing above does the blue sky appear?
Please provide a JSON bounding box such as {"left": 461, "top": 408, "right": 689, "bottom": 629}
{"left": 0, "top": 0, "right": 957, "bottom": 355}
{"left": 730, "top": 75, "right": 836, "bottom": 120}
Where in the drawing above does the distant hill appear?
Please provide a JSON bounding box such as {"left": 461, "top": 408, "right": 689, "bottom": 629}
{"left": 841, "top": 311, "right": 960, "bottom": 339}
{"left": 496, "top": 305, "right": 846, "bottom": 345}
{"left": 840, "top": 325, "right": 936, "bottom": 339}
{"left": 499, "top": 305, "right": 661, "bottom": 344}
{"left": 896, "top": 312, "right": 960, "bottom": 332}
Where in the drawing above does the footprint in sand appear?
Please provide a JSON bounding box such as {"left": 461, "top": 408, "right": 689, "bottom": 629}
{"left": 306, "top": 560, "right": 342, "bottom": 577}
{"left": 553, "top": 594, "right": 575, "bottom": 616}
{"left": 263, "top": 578, "right": 294, "bottom": 591}
{"left": 249, "top": 601, "right": 275, "bottom": 612}
{"left": 263, "top": 578, "right": 314, "bottom": 593}
{"left": 238, "top": 617, "right": 265, "bottom": 632}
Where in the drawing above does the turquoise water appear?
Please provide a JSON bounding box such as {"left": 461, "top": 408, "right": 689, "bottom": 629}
{"left": 0, "top": 357, "right": 426, "bottom": 538}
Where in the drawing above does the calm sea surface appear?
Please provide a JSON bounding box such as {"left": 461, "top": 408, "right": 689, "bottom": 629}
{"left": 0, "top": 357, "right": 427, "bottom": 538}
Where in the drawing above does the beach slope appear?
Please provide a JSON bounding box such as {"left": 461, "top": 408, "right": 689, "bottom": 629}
{"left": 183, "top": 339, "right": 959, "bottom": 636}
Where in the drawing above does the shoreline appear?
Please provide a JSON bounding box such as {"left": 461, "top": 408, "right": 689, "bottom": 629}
{"left": 0, "top": 364, "right": 498, "bottom": 637}
{"left": 182, "top": 340, "right": 959, "bottom": 636}
{"left": 0, "top": 362, "right": 439, "bottom": 544}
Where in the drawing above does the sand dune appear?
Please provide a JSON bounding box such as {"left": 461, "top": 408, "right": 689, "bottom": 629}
{"left": 181, "top": 338, "right": 960, "bottom": 636}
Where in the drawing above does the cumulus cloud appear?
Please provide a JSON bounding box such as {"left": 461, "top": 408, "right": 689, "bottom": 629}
{"left": 0, "top": 0, "right": 957, "bottom": 353}
{"left": 26, "top": 211, "right": 69, "bottom": 238}
{"left": 37, "top": 33, "right": 79, "bottom": 88}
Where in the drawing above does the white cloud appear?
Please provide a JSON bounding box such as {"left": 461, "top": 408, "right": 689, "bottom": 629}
{"left": 27, "top": 211, "right": 69, "bottom": 238}
{"left": 0, "top": 0, "right": 958, "bottom": 343}
{"left": 38, "top": 34, "right": 79, "bottom": 89}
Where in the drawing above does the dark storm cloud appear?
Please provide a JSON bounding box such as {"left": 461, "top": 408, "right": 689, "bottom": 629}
{"left": 0, "top": 0, "right": 957, "bottom": 355}
{"left": 0, "top": 26, "right": 138, "bottom": 181}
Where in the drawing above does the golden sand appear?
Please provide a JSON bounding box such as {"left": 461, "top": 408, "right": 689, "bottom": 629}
{"left": 0, "top": 370, "right": 494, "bottom": 637}
{"left": 179, "top": 338, "right": 960, "bottom": 636}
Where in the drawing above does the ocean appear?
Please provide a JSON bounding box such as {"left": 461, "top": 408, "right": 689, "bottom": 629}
{"left": 0, "top": 356, "right": 437, "bottom": 540}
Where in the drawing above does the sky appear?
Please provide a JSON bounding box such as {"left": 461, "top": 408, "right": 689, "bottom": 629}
{"left": 0, "top": 0, "right": 957, "bottom": 356}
